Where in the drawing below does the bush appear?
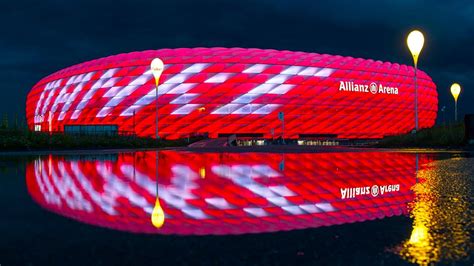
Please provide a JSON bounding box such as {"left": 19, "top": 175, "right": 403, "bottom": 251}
{"left": 376, "top": 124, "right": 465, "bottom": 148}
{"left": 0, "top": 128, "right": 203, "bottom": 151}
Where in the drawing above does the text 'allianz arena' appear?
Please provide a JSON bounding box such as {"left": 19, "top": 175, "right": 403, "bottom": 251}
{"left": 26, "top": 48, "right": 438, "bottom": 139}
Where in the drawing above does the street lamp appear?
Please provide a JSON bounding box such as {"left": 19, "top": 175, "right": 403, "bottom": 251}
{"left": 450, "top": 83, "right": 461, "bottom": 122}
{"left": 150, "top": 58, "right": 164, "bottom": 139}
{"left": 407, "top": 30, "right": 425, "bottom": 132}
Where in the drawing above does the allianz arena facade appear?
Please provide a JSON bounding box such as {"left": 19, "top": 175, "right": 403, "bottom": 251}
{"left": 26, "top": 48, "right": 438, "bottom": 139}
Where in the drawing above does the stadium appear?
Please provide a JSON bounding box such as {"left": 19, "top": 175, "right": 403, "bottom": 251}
{"left": 26, "top": 48, "right": 438, "bottom": 140}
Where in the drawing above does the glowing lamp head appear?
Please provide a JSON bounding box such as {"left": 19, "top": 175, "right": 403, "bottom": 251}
{"left": 450, "top": 83, "right": 461, "bottom": 101}
{"left": 151, "top": 198, "right": 165, "bottom": 228}
{"left": 150, "top": 58, "right": 164, "bottom": 85}
{"left": 407, "top": 30, "right": 425, "bottom": 66}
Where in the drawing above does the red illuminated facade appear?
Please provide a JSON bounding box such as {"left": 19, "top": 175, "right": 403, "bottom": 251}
{"left": 26, "top": 151, "right": 432, "bottom": 235}
{"left": 26, "top": 48, "right": 438, "bottom": 139}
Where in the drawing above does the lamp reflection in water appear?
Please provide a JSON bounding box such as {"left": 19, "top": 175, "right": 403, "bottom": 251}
{"left": 151, "top": 151, "right": 165, "bottom": 228}
{"left": 199, "top": 167, "right": 206, "bottom": 179}
{"left": 396, "top": 156, "right": 472, "bottom": 265}
{"left": 151, "top": 197, "right": 165, "bottom": 228}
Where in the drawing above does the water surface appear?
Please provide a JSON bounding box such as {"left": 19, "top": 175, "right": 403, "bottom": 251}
{"left": 1, "top": 149, "right": 472, "bottom": 265}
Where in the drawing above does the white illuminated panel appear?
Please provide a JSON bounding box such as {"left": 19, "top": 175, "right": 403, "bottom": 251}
{"left": 101, "top": 68, "right": 118, "bottom": 79}
{"left": 71, "top": 69, "right": 120, "bottom": 120}
{"left": 211, "top": 104, "right": 242, "bottom": 114}
{"left": 105, "top": 97, "right": 125, "bottom": 107}
{"left": 209, "top": 65, "right": 335, "bottom": 116}
{"left": 182, "top": 209, "right": 209, "bottom": 219}
{"left": 252, "top": 165, "right": 281, "bottom": 177}
{"left": 164, "top": 73, "right": 191, "bottom": 84}
{"left": 102, "top": 77, "right": 120, "bottom": 88}
{"left": 96, "top": 107, "right": 113, "bottom": 118}
{"left": 182, "top": 63, "right": 209, "bottom": 73}
{"left": 48, "top": 82, "right": 71, "bottom": 113}
{"left": 98, "top": 70, "right": 153, "bottom": 117}
{"left": 315, "top": 203, "right": 335, "bottom": 212}
{"left": 232, "top": 94, "right": 260, "bottom": 104}
{"left": 267, "top": 196, "right": 290, "bottom": 207}
{"left": 171, "top": 104, "right": 201, "bottom": 115}
{"left": 35, "top": 82, "right": 52, "bottom": 115}
{"left": 298, "top": 203, "right": 335, "bottom": 213}
{"left": 298, "top": 67, "right": 320, "bottom": 76}
{"left": 232, "top": 104, "right": 262, "bottom": 114}
{"left": 243, "top": 64, "right": 268, "bottom": 74}
{"left": 58, "top": 82, "right": 85, "bottom": 120}
{"left": 244, "top": 207, "right": 268, "bottom": 217}
{"left": 115, "top": 85, "right": 140, "bottom": 98}
{"left": 281, "top": 66, "right": 304, "bottom": 75}
{"left": 167, "top": 83, "right": 197, "bottom": 94}
{"left": 82, "top": 71, "right": 95, "bottom": 82}
{"left": 315, "top": 68, "right": 335, "bottom": 77}
{"left": 53, "top": 161, "right": 92, "bottom": 211}
{"left": 265, "top": 74, "right": 290, "bottom": 84}
{"left": 70, "top": 162, "right": 118, "bottom": 215}
{"left": 95, "top": 162, "right": 149, "bottom": 212}
{"left": 71, "top": 110, "right": 81, "bottom": 120}
{"left": 245, "top": 84, "right": 276, "bottom": 94}
{"left": 204, "top": 73, "right": 233, "bottom": 83}
{"left": 170, "top": 93, "right": 199, "bottom": 104}
{"left": 65, "top": 75, "right": 78, "bottom": 86}
{"left": 270, "top": 84, "right": 294, "bottom": 94}
{"left": 282, "top": 206, "right": 305, "bottom": 215}
{"left": 103, "top": 86, "right": 123, "bottom": 98}
{"left": 58, "top": 111, "right": 66, "bottom": 121}
{"left": 133, "top": 95, "right": 155, "bottom": 106}
{"left": 205, "top": 198, "right": 233, "bottom": 209}
{"left": 119, "top": 105, "right": 142, "bottom": 116}
{"left": 268, "top": 185, "right": 296, "bottom": 196}
{"left": 119, "top": 84, "right": 181, "bottom": 117}
{"left": 129, "top": 74, "right": 152, "bottom": 86}
{"left": 34, "top": 160, "right": 60, "bottom": 206}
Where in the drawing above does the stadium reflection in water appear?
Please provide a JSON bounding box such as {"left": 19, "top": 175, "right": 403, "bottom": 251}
{"left": 26, "top": 151, "right": 471, "bottom": 264}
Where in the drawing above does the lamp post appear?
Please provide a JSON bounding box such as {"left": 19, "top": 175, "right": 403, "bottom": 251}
{"left": 407, "top": 30, "right": 425, "bottom": 132}
{"left": 450, "top": 83, "right": 461, "bottom": 122}
{"left": 150, "top": 58, "right": 164, "bottom": 139}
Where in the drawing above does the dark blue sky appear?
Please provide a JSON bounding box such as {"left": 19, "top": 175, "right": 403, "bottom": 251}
{"left": 1, "top": 0, "right": 473, "bottom": 124}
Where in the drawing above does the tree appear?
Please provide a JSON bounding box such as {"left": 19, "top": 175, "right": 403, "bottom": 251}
{"left": 1, "top": 114, "right": 8, "bottom": 129}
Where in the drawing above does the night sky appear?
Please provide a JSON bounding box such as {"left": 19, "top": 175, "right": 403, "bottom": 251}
{"left": 1, "top": 0, "right": 473, "bottom": 124}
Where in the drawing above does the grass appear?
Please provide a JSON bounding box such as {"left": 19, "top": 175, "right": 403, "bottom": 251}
{"left": 0, "top": 128, "right": 203, "bottom": 151}
{"left": 376, "top": 123, "right": 465, "bottom": 148}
